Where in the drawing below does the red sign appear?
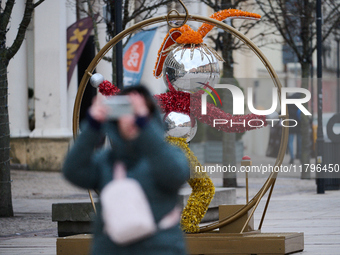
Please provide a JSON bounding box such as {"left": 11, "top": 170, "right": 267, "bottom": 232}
{"left": 123, "top": 41, "right": 145, "bottom": 73}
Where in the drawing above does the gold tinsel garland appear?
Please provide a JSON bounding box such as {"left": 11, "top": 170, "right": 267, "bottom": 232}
{"left": 166, "top": 137, "right": 215, "bottom": 233}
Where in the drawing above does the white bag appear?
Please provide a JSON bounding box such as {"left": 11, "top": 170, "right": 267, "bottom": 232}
{"left": 100, "top": 162, "right": 157, "bottom": 245}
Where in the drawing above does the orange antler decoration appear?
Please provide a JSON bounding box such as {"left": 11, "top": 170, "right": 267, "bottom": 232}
{"left": 153, "top": 9, "right": 261, "bottom": 78}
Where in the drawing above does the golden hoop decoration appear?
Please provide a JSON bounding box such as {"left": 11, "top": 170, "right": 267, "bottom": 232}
{"left": 72, "top": 14, "right": 289, "bottom": 233}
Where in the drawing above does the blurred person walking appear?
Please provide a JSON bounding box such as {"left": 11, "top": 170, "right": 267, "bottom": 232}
{"left": 63, "top": 85, "right": 189, "bottom": 255}
{"left": 287, "top": 94, "right": 302, "bottom": 164}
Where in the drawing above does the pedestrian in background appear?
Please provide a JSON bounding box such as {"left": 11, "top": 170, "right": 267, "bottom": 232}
{"left": 287, "top": 95, "right": 302, "bottom": 164}
{"left": 63, "top": 85, "right": 190, "bottom": 255}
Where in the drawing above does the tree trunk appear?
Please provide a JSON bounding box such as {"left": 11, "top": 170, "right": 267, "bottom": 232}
{"left": 222, "top": 91, "right": 237, "bottom": 187}
{"left": 0, "top": 58, "right": 13, "bottom": 217}
{"left": 300, "top": 61, "right": 311, "bottom": 179}
{"left": 111, "top": 48, "right": 117, "bottom": 85}
{"left": 221, "top": 17, "right": 237, "bottom": 187}
{"left": 0, "top": 0, "right": 44, "bottom": 217}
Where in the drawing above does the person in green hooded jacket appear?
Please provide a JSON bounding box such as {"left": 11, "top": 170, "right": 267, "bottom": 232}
{"left": 63, "top": 86, "right": 190, "bottom": 255}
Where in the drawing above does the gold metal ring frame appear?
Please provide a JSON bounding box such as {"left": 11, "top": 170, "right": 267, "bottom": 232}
{"left": 73, "top": 14, "right": 289, "bottom": 233}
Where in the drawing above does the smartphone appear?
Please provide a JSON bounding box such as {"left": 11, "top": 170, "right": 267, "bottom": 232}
{"left": 103, "top": 96, "right": 133, "bottom": 119}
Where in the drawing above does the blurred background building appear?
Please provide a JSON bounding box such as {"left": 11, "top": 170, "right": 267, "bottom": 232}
{"left": 7, "top": 0, "right": 339, "bottom": 170}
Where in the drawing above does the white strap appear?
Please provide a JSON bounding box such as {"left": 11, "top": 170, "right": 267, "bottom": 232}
{"left": 113, "top": 161, "right": 127, "bottom": 180}
{"left": 158, "top": 206, "right": 181, "bottom": 230}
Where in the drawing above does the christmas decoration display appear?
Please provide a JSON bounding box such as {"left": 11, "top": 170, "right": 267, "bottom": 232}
{"left": 95, "top": 9, "right": 266, "bottom": 233}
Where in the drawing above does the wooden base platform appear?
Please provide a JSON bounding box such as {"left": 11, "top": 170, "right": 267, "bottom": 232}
{"left": 57, "top": 232, "right": 304, "bottom": 255}
{"left": 186, "top": 232, "right": 304, "bottom": 254}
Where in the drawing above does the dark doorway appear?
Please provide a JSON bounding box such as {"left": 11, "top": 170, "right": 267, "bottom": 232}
{"left": 78, "top": 35, "right": 97, "bottom": 124}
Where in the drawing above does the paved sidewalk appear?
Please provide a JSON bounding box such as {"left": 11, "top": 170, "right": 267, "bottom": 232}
{"left": 0, "top": 170, "right": 90, "bottom": 255}
{"left": 237, "top": 177, "right": 340, "bottom": 255}
{"left": 0, "top": 163, "right": 339, "bottom": 254}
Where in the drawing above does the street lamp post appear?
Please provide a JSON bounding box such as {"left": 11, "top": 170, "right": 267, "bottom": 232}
{"left": 114, "top": 0, "right": 123, "bottom": 89}
{"left": 316, "top": 0, "right": 325, "bottom": 194}
{"left": 337, "top": 38, "right": 340, "bottom": 113}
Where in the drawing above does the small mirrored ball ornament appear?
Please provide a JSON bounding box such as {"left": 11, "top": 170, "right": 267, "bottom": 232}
{"left": 90, "top": 73, "right": 105, "bottom": 88}
{"left": 164, "top": 111, "right": 197, "bottom": 142}
{"left": 163, "top": 44, "right": 220, "bottom": 93}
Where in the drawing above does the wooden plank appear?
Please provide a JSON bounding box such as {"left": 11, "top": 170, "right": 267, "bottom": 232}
{"left": 186, "top": 232, "right": 304, "bottom": 255}
{"left": 285, "top": 232, "right": 304, "bottom": 254}
{"left": 187, "top": 234, "right": 284, "bottom": 254}
{"left": 57, "top": 234, "right": 92, "bottom": 255}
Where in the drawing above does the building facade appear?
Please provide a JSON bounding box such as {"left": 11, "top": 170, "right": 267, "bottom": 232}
{"left": 8, "top": 1, "right": 337, "bottom": 170}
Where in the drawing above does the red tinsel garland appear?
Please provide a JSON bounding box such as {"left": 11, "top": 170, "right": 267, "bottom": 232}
{"left": 154, "top": 79, "right": 191, "bottom": 116}
{"left": 154, "top": 76, "right": 267, "bottom": 132}
{"left": 191, "top": 93, "right": 267, "bottom": 133}
{"left": 97, "top": 79, "right": 267, "bottom": 133}
{"left": 155, "top": 90, "right": 267, "bottom": 133}
{"left": 98, "top": 80, "right": 120, "bottom": 96}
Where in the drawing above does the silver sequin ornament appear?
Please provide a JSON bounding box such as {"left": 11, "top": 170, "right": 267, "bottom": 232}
{"left": 164, "top": 111, "right": 197, "bottom": 142}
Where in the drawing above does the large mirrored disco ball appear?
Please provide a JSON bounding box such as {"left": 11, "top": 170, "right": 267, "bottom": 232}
{"left": 164, "top": 111, "right": 197, "bottom": 142}
{"left": 163, "top": 44, "right": 220, "bottom": 93}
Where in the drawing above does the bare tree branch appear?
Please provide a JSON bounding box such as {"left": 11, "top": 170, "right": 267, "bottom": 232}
{"left": 6, "top": 0, "right": 34, "bottom": 62}
{"left": 85, "top": 0, "right": 112, "bottom": 62}
{"left": 33, "top": 0, "right": 45, "bottom": 8}
{"left": 86, "top": 1, "right": 101, "bottom": 52}
{"left": 1, "top": 0, "right": 15, "bottom": 31}
{"left": 256, "top": 0, "right": 340, "bottom": 174}
{"left": 122, "top": 0, "right": 130, "bottom": 30}
{"left": 128, "top": 0, "right": 172, "bottom": 21}
{"left": 202, "top": 0, "right": 263, "bottom": 53}
{"left": 4, "top": 0, "right": 46, "bottom": 62}
{"left": 257, "top": 0, "right": 340, "bottom": 66}
{"left": 201, "top": 0, "right": 220, "bottom": 12}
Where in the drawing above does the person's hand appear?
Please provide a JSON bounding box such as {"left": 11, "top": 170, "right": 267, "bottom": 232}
{"left": 129, "top": 92, "right": 149, "bottom": 117}
{"left": 89, "top": 94, "right": 109, "bottom": 123}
